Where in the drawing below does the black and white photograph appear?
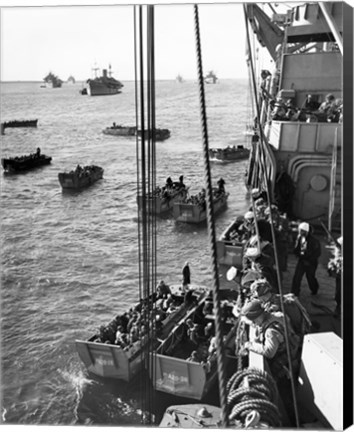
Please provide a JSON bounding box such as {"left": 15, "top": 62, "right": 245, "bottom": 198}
{"left": 0, "top": 0, "right": 352, "bottom": 429}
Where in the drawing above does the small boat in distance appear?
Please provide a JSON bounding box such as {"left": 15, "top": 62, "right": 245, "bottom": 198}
{"left": 102, "top": 124, "right": 171, "bottom": 141}
{"left": 1, "top": 148, "right": 51, "bottom": 173}
{"left": 176, "top": 74, "right": 184, "bottom": 83}
{"left": 204, "top": 70, "right": 218, "bottom": 84}
{"left": 209, "top": 145, "right": 250, "bottom": 162}
{"left": 137, "top": 128, "right": 171, "bottom": 141}
{"left": 58, "top": 165, "right": 103, "bottom": 190}
{"left": 75, "top": 283, "right": 208, "bottom": 381}
{"left": 42, "top": 72, "right": 63, "bottom": 88}
{"left": 102, "top": 124, "right": 137, "bottom": 137}
{"left": 1, "top": 119, "right": 38, "bottom": 129}
{"left": 85, "top": 64, "right": 123, "bottom": 96}
{"left": 1, "top": 119, "right": 38, "bottom": 135}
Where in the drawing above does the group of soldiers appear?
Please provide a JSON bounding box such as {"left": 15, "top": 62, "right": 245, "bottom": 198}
{"left": 271, "top": 93, "right": 342, "bottom": 123}
{"left": 218, "top": 187, "right": 342, "bottom": 423}
{"left": 179, "top": 178, "right": 227, "bottom": 209}
{"left": 71, "top": 164, "right": 100, "bottom": 177}
{"left": 92, "top": 284, "right": 184, "bottom": 349}
{"left": 149, "top": 175, "right": 186, "bottom": 200}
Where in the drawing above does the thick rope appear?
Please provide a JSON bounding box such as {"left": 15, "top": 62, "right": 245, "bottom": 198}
{"left": 193, "top": 4, "right": 228, "bottom": 427}
{"left": 243, "top": 6, "right": 300, "bottom": 427}
{"left": 226, "top": 367, "right": 281, "bottom": 427}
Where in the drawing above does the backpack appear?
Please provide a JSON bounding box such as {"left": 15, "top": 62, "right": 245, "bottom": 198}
{"left": 262, "top": 313, "right": 301, "bottom": 378}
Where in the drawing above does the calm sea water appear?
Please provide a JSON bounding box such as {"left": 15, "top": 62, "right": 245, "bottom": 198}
{"left": 0, "top": 79, "right": 252, "bottom": 426}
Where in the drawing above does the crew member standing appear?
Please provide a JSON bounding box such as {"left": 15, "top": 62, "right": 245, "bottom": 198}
{"left": 182, "top": 261, "right": 191, "bottom": 288}
{"left": 291, "top": 222, "right": 321, "bottom": 296}
{"left": 217, "top": 177, "right": 226, "bottom": 194}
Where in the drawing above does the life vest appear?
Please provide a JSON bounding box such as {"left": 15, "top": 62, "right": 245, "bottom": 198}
{"left": 260, "top": 313, "right": 300, "bottom": 378}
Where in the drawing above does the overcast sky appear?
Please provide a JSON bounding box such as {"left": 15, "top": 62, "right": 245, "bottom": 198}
{"left": 1, "top": 1, "right": 352, "bottom": 82}
{"left": 0, "top": 2, "right": 253, "bottom": 82}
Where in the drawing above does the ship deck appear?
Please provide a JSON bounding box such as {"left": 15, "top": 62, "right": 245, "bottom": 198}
{"left": 275, "top": 233, "right": 341, "bottom": 338}
{"left": 219, "top": 232, "right": 341, "bottom": 338}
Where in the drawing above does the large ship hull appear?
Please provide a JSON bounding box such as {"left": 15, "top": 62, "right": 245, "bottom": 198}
{"left": 87, "top": 81, "right": 122, "bottom": 96}
{"left": 244, "top": 3, "right": 342, "bottom": 230}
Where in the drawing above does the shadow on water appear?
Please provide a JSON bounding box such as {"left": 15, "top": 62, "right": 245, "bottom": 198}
{"left": 2, "top": 165, "right": 52, "bottom": 177}
{"left": 75, "top": 366, "right": 236, "bottom": 427}
{"left": 60, "top": 183, "right": 104, "bottom": 196}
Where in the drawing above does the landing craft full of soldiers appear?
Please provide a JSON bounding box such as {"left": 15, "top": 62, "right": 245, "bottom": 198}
{"left": 1, "top": 1, "right": 348, "bottom": 430}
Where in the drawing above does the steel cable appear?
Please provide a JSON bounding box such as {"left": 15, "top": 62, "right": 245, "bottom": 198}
{"left": 134, "top": 5, "right": 157, "bottom": 424}
{"left": 193, "top": 4, "right": 229, "bottom": 427}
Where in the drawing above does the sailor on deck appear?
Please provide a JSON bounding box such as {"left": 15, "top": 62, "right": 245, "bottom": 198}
{"left": 291, "top": 222, "right": 321, "bottom": 297}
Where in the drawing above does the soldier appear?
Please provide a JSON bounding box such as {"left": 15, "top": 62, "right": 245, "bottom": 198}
{"left": 240, "top": 299, "right": 300, "bottom": 380}
{"left": 182, "top": 261, "right": 191, "bottom": 288}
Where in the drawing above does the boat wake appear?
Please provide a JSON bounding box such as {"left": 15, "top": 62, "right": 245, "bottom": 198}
{"left": 60, "top": 368, "right": 94, "bottom": 423}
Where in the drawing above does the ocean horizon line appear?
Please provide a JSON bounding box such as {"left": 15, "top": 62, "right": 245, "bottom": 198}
{"left": 1, "top": 77, "right": 248, "bottom": 84}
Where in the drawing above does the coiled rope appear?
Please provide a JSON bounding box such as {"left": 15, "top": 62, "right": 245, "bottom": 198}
{"left": 226, "top": 367, "right": 281, "bottom": 427}
{"left": 193, "top": 4, "right": 228, "bottom": 427}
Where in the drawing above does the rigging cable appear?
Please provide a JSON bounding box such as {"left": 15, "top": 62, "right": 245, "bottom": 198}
{"left": 134, "top": 6, "right": 143, "bottom": 304}
{"left": 134, "top": 5, "right": 157, "bottom": 424}
{"left": 243, "top": 4, "right": 300, "bottom": 427}
{"left": 193, "top": 4, "right": 228, "bottom": 427}
{"left": 135, "top": 5, "right": 148, "bottom": 422}
{"left": 146, "top": 5, "right": 157, "bottom": 423}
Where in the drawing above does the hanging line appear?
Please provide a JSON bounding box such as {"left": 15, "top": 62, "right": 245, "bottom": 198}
{"left": 193, "top": 4, "right": 228, "bottom": 428}
{"left": 134, "top": 4, "right": 157, "bottom": 425}
{"left": 243, "top": 5, "right": 300, "bottom": 427}
{"left": 146, "top": 5, "right": 157, "bottom": 423}
{"left": 135, "top": 5, "right": 148, "bottom": 422}
{"left": 134, "top": 6, "right": 143, "bottom": 305}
